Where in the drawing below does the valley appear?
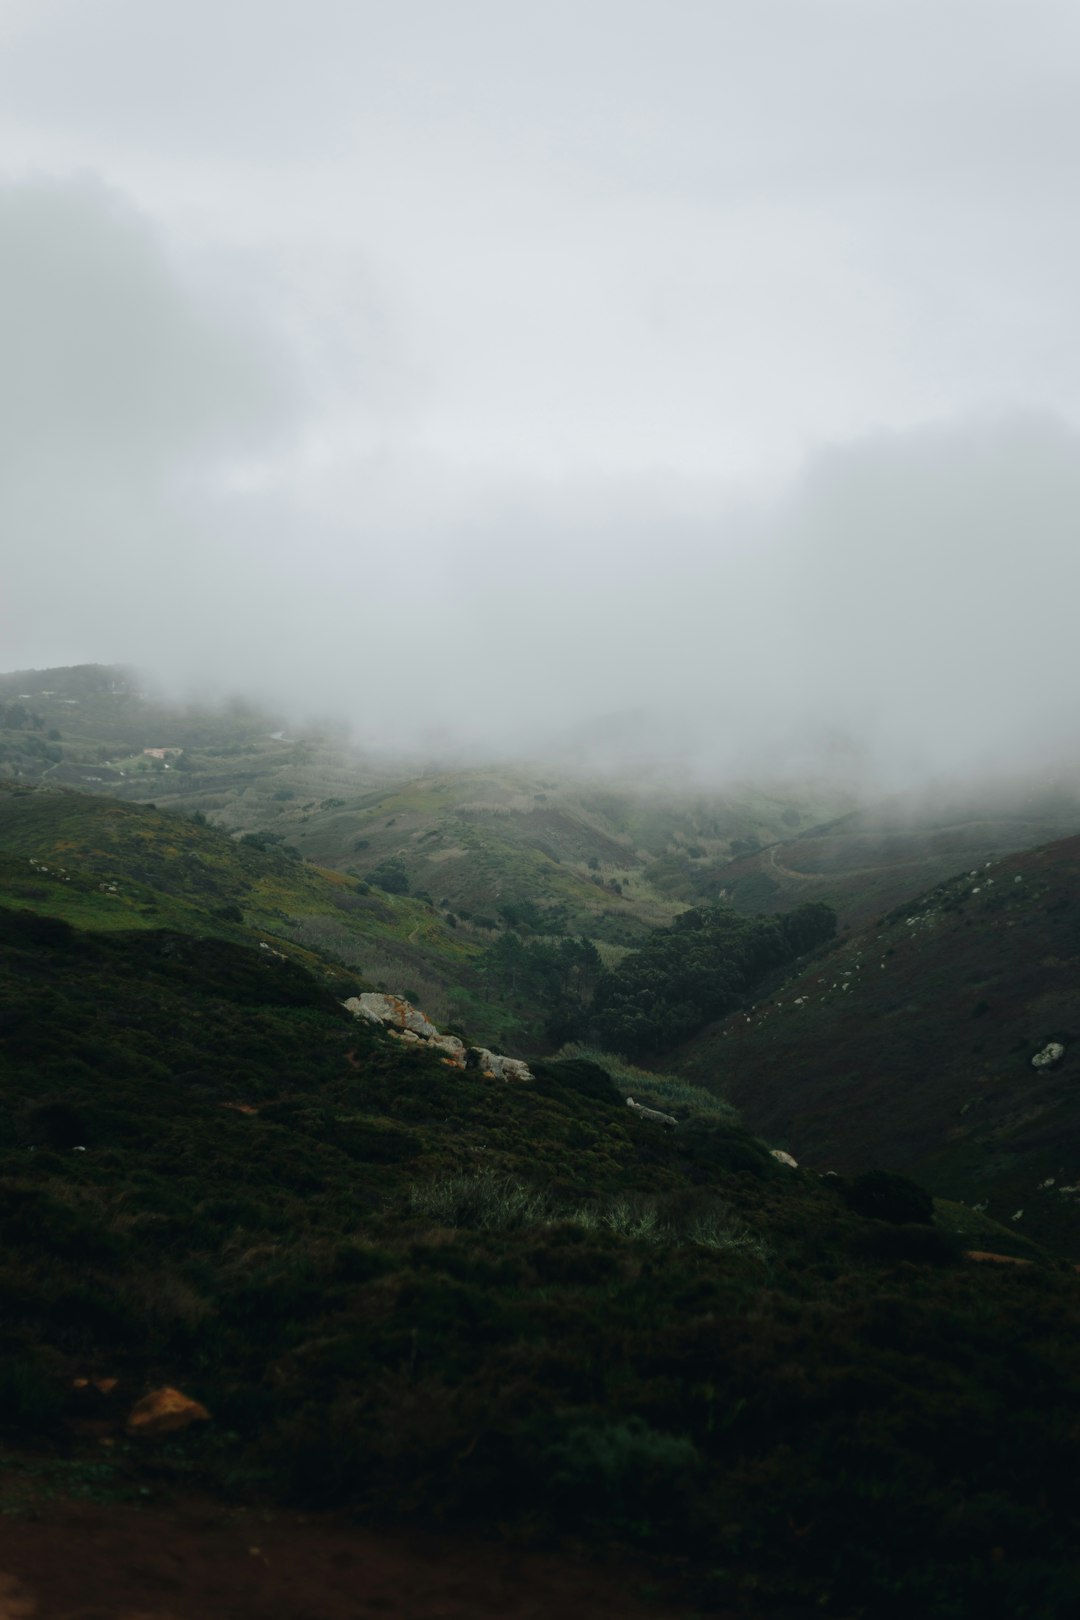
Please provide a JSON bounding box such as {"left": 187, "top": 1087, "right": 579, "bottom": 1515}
{"left": 3, "top": 667, "right": 1080, "bottom": 1615}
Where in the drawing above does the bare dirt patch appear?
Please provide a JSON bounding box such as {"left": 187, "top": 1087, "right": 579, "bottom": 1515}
{"left": 0, "top": 1493, "right": 691, "bottom": 1619}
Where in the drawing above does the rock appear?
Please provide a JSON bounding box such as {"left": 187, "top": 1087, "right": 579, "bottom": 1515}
{"left": 344, "top": 993, "right": 441, "bottom": 1039}
{"left": 626, "top": 1096, "right": 677, "bottom": 1127}
{"left": 126, "top": 1386, "right": 210, "bottom": 1438}
{"left": 346, "top": 993, "right": 529, "bottom": 1080}
{"left": 770, "top": 1149, "right": 798, "bottom": 1168}
{"left": 466, "top": 1047, "right": 533, "bottom": 1082}
{"left": 428, "top": 1033, "right": 466, "bottom": 1058}
{"left": 1032, "top": 1041, "right": 1065, "bottom": 1069}
{"left": 343, "top": 996, "right": 383, "bottom": 1024}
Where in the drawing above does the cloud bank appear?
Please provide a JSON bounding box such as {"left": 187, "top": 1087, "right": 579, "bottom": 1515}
{"left": 2, "top": 4, "right": 1079, "bottom": 786}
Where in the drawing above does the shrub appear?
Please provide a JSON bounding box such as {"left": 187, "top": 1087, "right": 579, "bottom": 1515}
{"left": 841, "top": 1170, "right": 935, "bottom": 1225}
{"left": 408, "top": 1170, "right": 551, "bottom": 1232}
{"left": 0, "top": 1359, "right": 63, "bottom": 1433}
{"left": 537, "top": 1415, "right": 701, "bottom": 1534}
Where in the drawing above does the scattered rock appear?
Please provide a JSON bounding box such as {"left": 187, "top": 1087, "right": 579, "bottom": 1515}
{"left": 345, "top": 994, "right": 530, "bottom": 1079}
{"left": 126, "top": 1386, "right": 210, "bottom": 1438}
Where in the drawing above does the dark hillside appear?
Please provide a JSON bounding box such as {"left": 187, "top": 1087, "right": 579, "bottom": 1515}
{"left": 716, "top": 771, "right": 1080, "bottom": 927}
{"left": 671, "top": 834, "right": 1080, "bottom": 1253}
{"left": 1, "top": 865, "right": 1080, "bottom": 1610}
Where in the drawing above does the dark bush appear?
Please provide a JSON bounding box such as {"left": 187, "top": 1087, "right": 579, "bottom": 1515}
{"left": 841, "top": 1169, "right": 935, "bottom": 1225}
{"left": 0, "top": 1358, "right": 63, "bottom": 1432}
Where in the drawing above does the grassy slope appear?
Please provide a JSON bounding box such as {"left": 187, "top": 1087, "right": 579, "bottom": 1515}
{"left": 0, "top": 665, "right": 856, "bottom": 949}
{"left": 2, "top": 768, "right": 1080, "bottom": 1610}
{"left": 669, "top": 834, "right": 1080, "bottom": 1254}
{"left": 0, "top": 898, "right": 1079, "bottom": 1615}
{"left": 715, "top": 772, "right": 1080, "bottom": 927}
{"left": 0, "top": 783, "right": 526, "bottom": 1047}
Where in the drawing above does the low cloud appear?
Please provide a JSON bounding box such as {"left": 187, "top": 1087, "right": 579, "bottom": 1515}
{"left": 3, "top": 175, "right": 1078, "bottom": 791}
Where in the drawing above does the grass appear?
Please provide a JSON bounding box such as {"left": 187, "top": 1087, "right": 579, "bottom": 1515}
{"left": 554, "top": 1043, "right": 742, "bottom": 1124}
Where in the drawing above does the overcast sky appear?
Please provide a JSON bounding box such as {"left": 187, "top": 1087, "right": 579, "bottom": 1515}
{"left": 2, "top": 0, "right": 1079, "bottom": 782}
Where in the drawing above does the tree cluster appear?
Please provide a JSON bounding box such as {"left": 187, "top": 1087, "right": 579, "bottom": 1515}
{"left": 582, "top": 901, "right": 836, "bottom": 1058}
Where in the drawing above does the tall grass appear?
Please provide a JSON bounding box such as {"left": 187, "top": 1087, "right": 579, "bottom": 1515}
{"left": 555, "top": 1043, "right": 741, "bottom": 1125}
{"left": 408, "top": 1171, "right": 771, "bottom": 1258}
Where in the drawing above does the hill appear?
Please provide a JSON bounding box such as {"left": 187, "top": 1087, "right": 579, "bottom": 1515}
{"left": 5, "top": 673, "right": 1080, "bottom": 1611}
{"left": 2, "top": 882, "right": 1080, "bottom": 1615}
{"left": 669, "top": 833, "right": 1080, "bottom": 1254}
{"left": 0, "top": 662, "right": 855, "bottom": 944}
{"left": 715, "top": 770, "right": 1080, "bottom": 926}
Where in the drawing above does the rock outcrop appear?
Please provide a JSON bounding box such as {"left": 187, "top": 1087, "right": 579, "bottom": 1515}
{"left": 343, "top": 994, "right": 532, "bottom": 1081}
{"left": 344, "top": 993, "right": 441, "bottom": 1039}
{"left": 465, "top": 1047, "right": 533, "bottom": 1083}
{"left": 626, "top": 1096, "right": 677, "bottom": 1127}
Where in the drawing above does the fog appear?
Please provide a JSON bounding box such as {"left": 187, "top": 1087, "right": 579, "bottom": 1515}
{"left": 3, "top": 2, "right": 1080, "bottom": 787}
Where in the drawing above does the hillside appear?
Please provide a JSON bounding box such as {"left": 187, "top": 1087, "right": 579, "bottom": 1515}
{"left": 670, "top": 833, "right": 1080, "bottom": 1254}
{"left": 0, "top": 781, "right": 524, "bottom": 1048}
{"left": 715, "top": 771, "right": 1080, "bottom": 926}
{"left": 0, "top": 664, "right": 855, "bottom": 948}
{"left": 2, "top": 880, "right": 1080, "bottom": 1615}
{"left": 6, "top": 673, "right": 1080, "bottom": 1611}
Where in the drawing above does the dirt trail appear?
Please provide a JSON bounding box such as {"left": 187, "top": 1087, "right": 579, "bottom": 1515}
{"left": 0, "top": 1495, "right": 693, "bottom": 1619}
{"left": 765, "top": 843, "right": 827, "bottom": 883}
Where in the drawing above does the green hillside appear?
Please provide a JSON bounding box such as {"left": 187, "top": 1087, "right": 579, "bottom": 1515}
{"left": 669, "top": 834, "right": 1080, "bottom": 1254}
{"left": 715, "top": 772, "right": 1080, "bottom": 926}
{"left": 0, "top": 781, "right": 521, "bottom": 1047}
{"left": 5, "top": 671, "right": 1080, "bottom": 1612}
{"left": 0, "top": 665, "right": 854, "bottom": 950}
{"left": 2, "top": 895, "right": 1080, "bottom": 1615}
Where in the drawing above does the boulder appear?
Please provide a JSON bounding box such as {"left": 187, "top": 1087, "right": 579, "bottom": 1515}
{"left": 345, "top": 994, "right": 529, "bottom": 1079}
{"left": 770, "top": 1149, "right": 799, "bottom": 1168}
{"left": 126, "top": 1386, "right": 210, "bottom": 1438}
{"left": 466, "top": 1047, "right": 533, "bottom": 1082}
{"left": 1032, "top": 1041, "right": 1065, "bottom": 1069}
{"left": 345, "top": 992, "right": 441, "bottom": 1038}
{"left": 626, "top": 1096, "right": 677, "bottom": 1127}
{"left": 428, "top": 1033, "right": 466, "bottom": 1058}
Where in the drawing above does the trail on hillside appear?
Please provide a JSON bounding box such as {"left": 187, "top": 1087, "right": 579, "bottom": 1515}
{"left": 0, "top": 1493, "right": 691, "bottom": 1620}
{"left": 765, "top": 843, "right": 828, "bottom": 883}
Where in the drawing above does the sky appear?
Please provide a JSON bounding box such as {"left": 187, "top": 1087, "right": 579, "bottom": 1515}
{"left": 2, "top": 0, "right": 1079, "bottom": 783}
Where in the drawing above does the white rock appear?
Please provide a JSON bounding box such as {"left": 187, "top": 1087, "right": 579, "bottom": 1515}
{"left": 770, "top": 1149, "right": 798, "bottom": 1168}
{"left": 626, "top": 1097, "right": 677, "bottom": 1126}
{"left": 1032, "top": 1042, "right": 1065, "bottom": 1069}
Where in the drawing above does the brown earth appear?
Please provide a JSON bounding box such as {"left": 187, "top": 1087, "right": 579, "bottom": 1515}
{"left": 0, "top": 1492, "right": 696, "bottom": 1620}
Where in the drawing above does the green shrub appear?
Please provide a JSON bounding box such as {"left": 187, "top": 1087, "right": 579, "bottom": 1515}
{"left": 0, "top": 1359, "right": 63, "bottom": 1432}
{"left": 537, "top": 1415, "right": 701, "bottom": 1534}
{"left": 409, "top": 1170, "right": 551, "bottom": 1232}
